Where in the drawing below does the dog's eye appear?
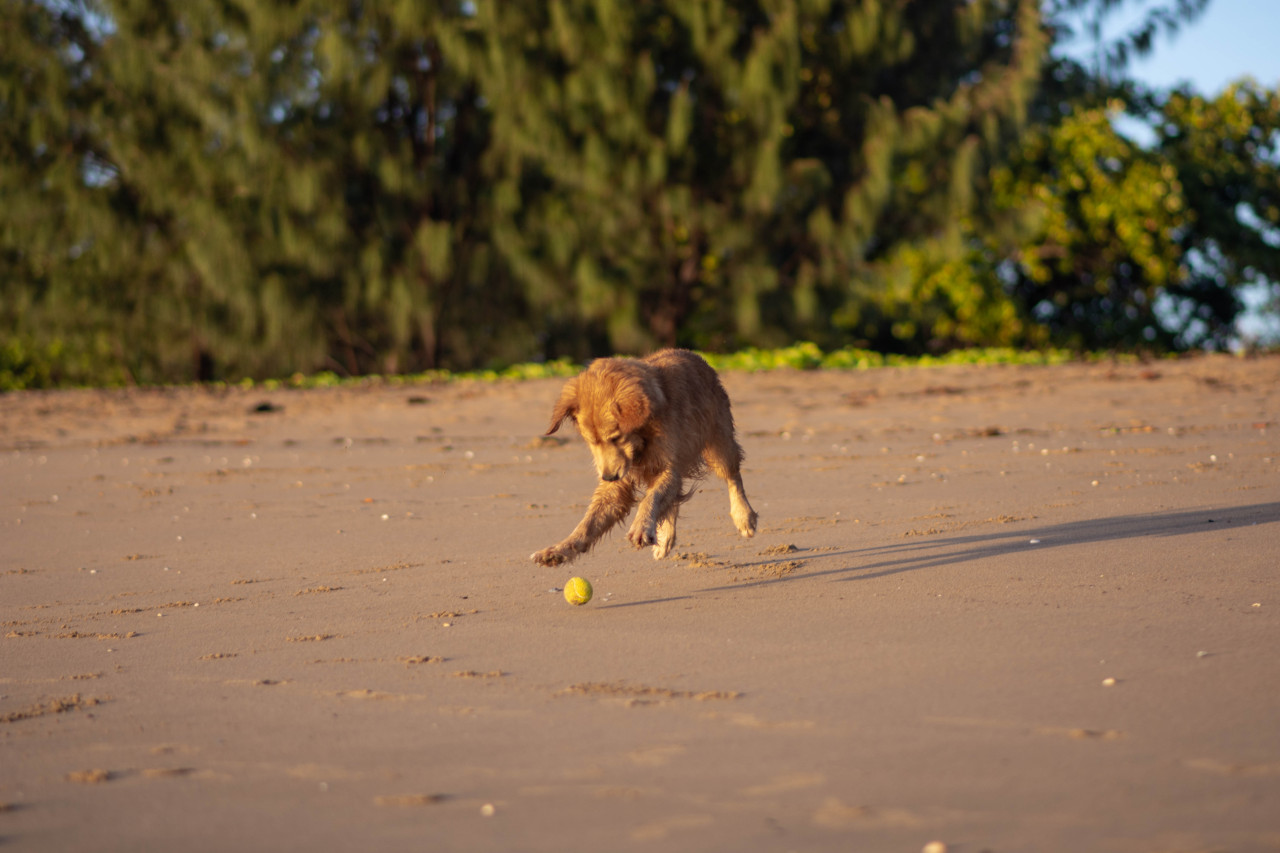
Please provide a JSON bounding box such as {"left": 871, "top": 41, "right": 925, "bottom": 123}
{"left": 608, "top": 435, "right": 622, "bottom": 445}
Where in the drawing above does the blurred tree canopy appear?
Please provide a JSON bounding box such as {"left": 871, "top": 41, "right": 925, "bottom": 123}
{"left": 2, "top": 0, "right": 1277, "bottom": 386}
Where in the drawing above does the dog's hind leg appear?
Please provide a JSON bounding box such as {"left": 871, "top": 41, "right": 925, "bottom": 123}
{"left": 628, "top": 471, "right": 682, "bottom": 551}
{"left": 725, "top": 471, "right": 757, "bottom": 538}
{"left": 703, "top": 437, "right": 758, "bottom": 539}
{"left": 653, "top": 505, "right": 679, "bottom": 560}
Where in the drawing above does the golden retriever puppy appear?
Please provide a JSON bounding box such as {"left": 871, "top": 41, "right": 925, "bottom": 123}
{"left": 531, "top": 349, "right": 757, "bottom": 566}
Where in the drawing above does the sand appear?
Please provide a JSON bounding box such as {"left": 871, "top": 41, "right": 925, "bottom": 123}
{"left": 2, "top": 355, "right": 1278, "bottom": 852}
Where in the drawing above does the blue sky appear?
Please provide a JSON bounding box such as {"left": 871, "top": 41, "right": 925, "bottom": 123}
{"left": 1066, "top": 0, "right": 1280, "bottom": 94}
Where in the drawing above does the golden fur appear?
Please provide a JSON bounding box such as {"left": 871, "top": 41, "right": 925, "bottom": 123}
{"left": 531, "top": 349, "right": 758, "bottom": 566}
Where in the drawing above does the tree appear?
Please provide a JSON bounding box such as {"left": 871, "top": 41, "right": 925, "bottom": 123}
{"left": 1, "top": 0, "right": 134, "bottom": 384}
{"left": 2, "top": 1, "right": 528, "bottom": 382}
{"left": 987, "top": 103, "right": 1189, "bottom": 348}
{"left": 986, "top": 0, "right": 1280, "bottom": 351}
{"left": 446, "top": 0, "right": 1046, "bottom": 356}
{"left": 2, "top": 0, "right": 329, "bottom": 383}
{"left": 1154, "top": 82, "right": 1280, "bottom": 348}
{"left": 4, "top": 0, "right": 1275, "bottom": 388}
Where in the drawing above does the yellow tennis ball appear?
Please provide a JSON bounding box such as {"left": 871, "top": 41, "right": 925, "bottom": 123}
{"left": 564, "top": 577, "right": 593, "bottom": 606}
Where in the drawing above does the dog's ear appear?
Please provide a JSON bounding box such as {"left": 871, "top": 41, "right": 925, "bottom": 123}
{"left": 614, "top": 375, "right": 662, "bottom": 434}
{"left": 545, "top": 376, "right": 579, "bottom": 435}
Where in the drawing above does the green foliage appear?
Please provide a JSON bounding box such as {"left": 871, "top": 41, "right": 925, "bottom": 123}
{"left": 2, "top": 0, "right": 521, "bottom": 383}
{"left": 701, "top": 342, "right": 1077, "bottom": 372}
{"left": 449, "top": 0, "right": 1046, "bottom": 355}
{"left": 1, "top": 0, "right": 1275, "bottom": 388}
{"left": 1026, "top": 1, "right": 1279, "bottom": 351}
{"left": 991, "top": 103, "right": 1190, "bottom": 348}
{"left": 170, "top": 343, "right": 1093, "bottom": 393}
{"left": 0, "top": 337, "right": 56, "bottom": 392}
{"left": 987, "top": 81, "right": 1280, "bottom": 351}
{"left": 1153, "top": 82, "right": 1280, "bottom": 348}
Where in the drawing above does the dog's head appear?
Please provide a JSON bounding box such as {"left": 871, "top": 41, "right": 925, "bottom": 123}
{"left": 545, "top": 359, "right": 664, "bottom": 482}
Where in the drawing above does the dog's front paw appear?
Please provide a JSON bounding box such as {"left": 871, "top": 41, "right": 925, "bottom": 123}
{"left": 531, "top": 544, "right": 575, "bottom": 567}
{"left": 626, "top": 522, "right": 656, "bottom": 549}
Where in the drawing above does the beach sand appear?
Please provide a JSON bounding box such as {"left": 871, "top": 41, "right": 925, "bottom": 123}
{"left": 2, "top": 355, "right": 1278, "bottom": 852}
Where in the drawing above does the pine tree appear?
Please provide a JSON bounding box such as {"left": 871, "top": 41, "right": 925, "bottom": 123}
{"left": 3, "top": 0, "right": 321, "bottom": 382}
{"left": 3, "top": 1, "right": 518, "bottom": 381}
{"left": 446, "top": 0, "right": 1046, "bottom": 356}
{"left": 1, "top": 1, "right": 135, "bottom": 384}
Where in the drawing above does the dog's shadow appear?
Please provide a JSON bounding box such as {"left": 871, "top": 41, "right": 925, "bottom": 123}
{"left": 697, "top": 501, "right": 1280, "bottom": 593}
{"left": 597, "top": 595, "right": 695, "bottom": 610}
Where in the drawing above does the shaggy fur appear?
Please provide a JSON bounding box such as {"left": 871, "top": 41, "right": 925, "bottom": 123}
{"left": 530, "top": 349, "right": 758, "bottom": 566}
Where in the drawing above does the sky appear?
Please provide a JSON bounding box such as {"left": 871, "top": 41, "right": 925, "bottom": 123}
{"left": 1058, "top": 0, "right": 1280, "bottom": 143}
{"left": 1104, "top": 0, "right": 1280, "bottom": 94}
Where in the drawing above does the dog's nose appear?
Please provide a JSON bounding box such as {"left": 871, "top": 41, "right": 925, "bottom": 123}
{"left": 601, "top": 472, "right": 620, "bottom": 482}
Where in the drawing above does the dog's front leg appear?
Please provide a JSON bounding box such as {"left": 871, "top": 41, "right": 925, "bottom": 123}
{"left": 627, "top": 472, "right": 682, "bottom": 551}
{"left": 531, "top": 479, "right": 635, "bottom": 566}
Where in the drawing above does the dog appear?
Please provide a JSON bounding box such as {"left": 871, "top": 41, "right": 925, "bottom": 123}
{"left": 530, "top": 349, "right": 758, "bottom": 566}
